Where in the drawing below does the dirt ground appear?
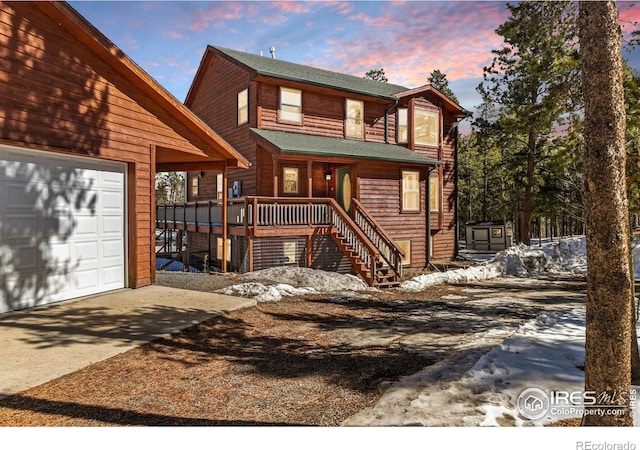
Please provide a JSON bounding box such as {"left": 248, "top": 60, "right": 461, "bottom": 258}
{"left": 0, "top": 272, "right": 586, "bottom": 426}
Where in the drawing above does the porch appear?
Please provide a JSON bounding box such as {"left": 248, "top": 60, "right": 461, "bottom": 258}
{"left": 156, "top": 197, "right": 404, "bottom": 287}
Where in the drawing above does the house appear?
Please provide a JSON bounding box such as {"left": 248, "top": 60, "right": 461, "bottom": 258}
{"left": 157, "top": 47, "right": 466, "bottom": 287}
{"left": 0, "top": 2, "right": 247, "bottom": 313}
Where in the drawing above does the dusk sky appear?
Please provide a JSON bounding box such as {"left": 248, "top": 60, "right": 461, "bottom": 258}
{"left": 70, "top": 1, "right": 640, "bottom": 128}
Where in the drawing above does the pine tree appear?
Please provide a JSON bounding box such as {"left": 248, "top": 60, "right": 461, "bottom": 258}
{"left": 363, "top": 68, "right": 388, "bottom": 83}
{"left": 580, "top": 0, "right": 634, "bottom": 426}
{"left": 427, "top": 69, "right": 459, "bottom": 104}
{"left": 479, "top": 1, "right": 581, "bottom": 244}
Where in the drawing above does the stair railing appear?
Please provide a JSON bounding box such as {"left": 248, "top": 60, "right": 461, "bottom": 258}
{"left": 352, "top": 199, "right": 404, "bottom": 278}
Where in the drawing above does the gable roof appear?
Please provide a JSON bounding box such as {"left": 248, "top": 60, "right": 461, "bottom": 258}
{"left": 33, "top": 2, "right": 248, "bottom": 170}
{"left": 189, "top": 46, "right": 409, "bottom": 102}
{"left": 187, "top": 46, "right": 467, "bottom": 114}
{"left": 251, "top": 128, "right": 441, "bottom": 166}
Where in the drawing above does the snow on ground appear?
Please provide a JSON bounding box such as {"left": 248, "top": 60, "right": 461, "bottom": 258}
{"left": 216, "top": 266, "right": 371, "bottom": 302}
{"left": 401, "top": 236, "right": 587, "bottom": 291}
{"left": 345, "top": 306, "right": 640, "bottom": 427}
{"left": 346, "top": 236, "right": 640, "bottom": 428}
{"left": 215, "top": 236, "right": 640, "bottom": 428}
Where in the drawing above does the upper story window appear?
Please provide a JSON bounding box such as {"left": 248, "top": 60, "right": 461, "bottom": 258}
{"left": 414, "top": 107, "right": 439, "bottom": 147}
{"left": 237, "top": 88, "right": 248, "bottom": 125}
{"left": 397, "top": 107, "right": 408, "bottom": 144}
{"left": 345, "top": 99, "right": 364, "bottom": 139}
{"left": 279, "top": 87, "right": 302, "bottom": 124}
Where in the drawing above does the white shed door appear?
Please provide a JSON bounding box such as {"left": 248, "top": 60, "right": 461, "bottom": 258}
{"left": 0, "top": 145, "right": 126, "bottom": 313}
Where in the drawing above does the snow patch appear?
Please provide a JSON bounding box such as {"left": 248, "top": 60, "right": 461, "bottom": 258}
{"left": 345, "top": 307, "right": 640, "bottom": 427}
{"left": 401, "top": 236, "right": 588, "bottom": 292}
{"left": 215, "top": 266, "right": 371, "bottom": 302}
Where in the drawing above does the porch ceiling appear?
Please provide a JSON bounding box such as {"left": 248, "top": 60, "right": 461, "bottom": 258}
{"left": 250, "top": 128, "right": 441, "bottom": 166}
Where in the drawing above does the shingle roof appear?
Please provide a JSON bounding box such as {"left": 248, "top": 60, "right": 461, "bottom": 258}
{"left": 251, "top": 128, "right": 441, "bottom": 166}
{"left": 212, "top": 46, "right": 408, "bottom": 100}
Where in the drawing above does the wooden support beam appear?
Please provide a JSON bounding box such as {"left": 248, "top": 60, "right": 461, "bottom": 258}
{"left": 221, "top": 163, "right": 228, "bottom": 272}
{"left": 306, "top": 235, "right": 313, "bottom": 268}
{"left": 248, "top": 236, "right": 254, "bottom": 272}
{"left": 307, "top": 160, "right": 313, "bottom": 198}
{"left": 273, "top": 154, "right": 279, "bottom": 197}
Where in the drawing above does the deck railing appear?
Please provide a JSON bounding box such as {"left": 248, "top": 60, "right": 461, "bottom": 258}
{"left": 156, "top": 196, "right": 395, "bottom": 285}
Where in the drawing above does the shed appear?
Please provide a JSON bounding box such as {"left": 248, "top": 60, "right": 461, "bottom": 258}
{"left": 0, "top": 1, "right": 247, "bottom": 313}
{"left": 464, "top": 221, "right": 514, "bottom": 251}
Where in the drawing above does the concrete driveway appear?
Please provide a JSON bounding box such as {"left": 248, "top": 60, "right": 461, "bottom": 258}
{"left": 0, "top": 286, "right": 255, "bottom": 399}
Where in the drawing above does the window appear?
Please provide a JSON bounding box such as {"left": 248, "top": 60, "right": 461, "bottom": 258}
{"left": 279, "top": 87, "right": 302, "bottom": 124}
{"left": 216, "top": 237, "right": 231, "bottom": 263}
{"left": 396, "top": 240, "right": 411, "bottom": 265}
{"left": 216, "top": 173, "right": 223, "bottom": 200}
{"left": 402, "top": 170, "right": 420, "bottom": 212}
{"left": 191, "top": 176, "right": 198, "bottom": 196}
{"left": 429, "top": 173, "right": 440, "bottom": 212}
{"left": 414, "top": 108, "right": 439, "bottom": 146}
{"left": 397, "top": 107, "right": 408, "bottom": 143}
{"left": 283, "top": 241, "right": 297, "bottom": 264}
{"left": 283, "top": 167, "right": 299, "bottom": 194}
{"left": 237, "top": 88, "right": 248, "bottom": 125}
{"left": 345, "top": 99, "right": 364, "bottom": 139}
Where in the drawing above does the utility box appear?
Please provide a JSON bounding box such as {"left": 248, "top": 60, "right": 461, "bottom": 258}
{"left": 465, "top": 221, "right": 514, "bottom": 251}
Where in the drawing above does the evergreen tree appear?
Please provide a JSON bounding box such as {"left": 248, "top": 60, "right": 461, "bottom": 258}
{"left": 478, "top": 1, "right": 581, "bottom": 244}
{"left": 427, "top": 69, "right": 459, "bottom": 104}
{"left": 580, "top": 0, "right": 634, "bottom": 426}
{"left": 363, "top": 68, "right": 388, "bottom": 83}
{"left": 156, "top": 172, "right": 185, "bottom": 205}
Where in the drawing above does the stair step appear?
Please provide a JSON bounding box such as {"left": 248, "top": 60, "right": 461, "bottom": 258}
{"left": 376, "top": 281, "right": 401, "bottom": 288}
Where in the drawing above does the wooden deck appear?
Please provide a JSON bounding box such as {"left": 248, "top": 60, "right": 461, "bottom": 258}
{"left": 156, "top": 197, "right": 404, "bottom": 287}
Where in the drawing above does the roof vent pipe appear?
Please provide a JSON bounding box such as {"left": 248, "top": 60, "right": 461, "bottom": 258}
{"left": 269, "top": 47, "right": 276, "bottom": 59}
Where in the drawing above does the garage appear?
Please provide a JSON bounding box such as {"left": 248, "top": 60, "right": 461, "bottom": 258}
{"left": 0, "top": 144, "right": 126, "bottom": 313}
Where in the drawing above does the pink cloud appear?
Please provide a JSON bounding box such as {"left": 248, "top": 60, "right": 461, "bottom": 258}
{"left": 167, "top": 30, "right": 185, "bottom": 40}
{"left": 307, "top": 2, "right": 508, "bottom": 87}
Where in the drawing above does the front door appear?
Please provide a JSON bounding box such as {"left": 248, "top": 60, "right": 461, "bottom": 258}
{"left": 336, "top": 167, "right": 352, "bottom": 213}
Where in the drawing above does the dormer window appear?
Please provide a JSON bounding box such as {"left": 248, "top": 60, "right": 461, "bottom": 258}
{"left": 345, "top": 99, "right": 364, "bottom": 139}
{"left": 279, "top": 87, "right": 302, "bottom": 124}
{"left": 414, "top": 107, "right": 439, "bottom": 147}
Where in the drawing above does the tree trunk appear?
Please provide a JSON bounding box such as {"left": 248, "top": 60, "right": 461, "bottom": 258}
{"left": 580, "top": 0, "right": 634, "bottom": 426}
{"left": 521, "top": 131, "right": 536, "bottom": 246}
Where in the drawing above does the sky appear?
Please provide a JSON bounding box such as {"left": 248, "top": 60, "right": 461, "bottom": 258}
{"left": 70, "top": 0, "right": 640, "bottom": 131}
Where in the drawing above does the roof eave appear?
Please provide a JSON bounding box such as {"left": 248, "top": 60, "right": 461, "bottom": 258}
{"left": 39, "top": 3, "right": 248, "bottom": 169}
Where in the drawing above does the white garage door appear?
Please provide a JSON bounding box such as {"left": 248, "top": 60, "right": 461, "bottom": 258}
{"left": 0, "top": 144, "right": 126, "bottom": 313}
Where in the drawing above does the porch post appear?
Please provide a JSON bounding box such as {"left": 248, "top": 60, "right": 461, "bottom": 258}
{"left": 306, "top": 235, "right": 313, "bottom": 268}
{"left": 222, "top": 163, "right": 228, "bottom": 272}
{"left": 307, "top": 160, "right": 313, "bottom": 198}
{"left": 272, "top": 154, "right": 278, "bottom": 197}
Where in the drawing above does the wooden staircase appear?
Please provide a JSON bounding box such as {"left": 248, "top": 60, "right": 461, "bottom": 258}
{"left": 327, "top": 199, "right": 403, "bottom": 288}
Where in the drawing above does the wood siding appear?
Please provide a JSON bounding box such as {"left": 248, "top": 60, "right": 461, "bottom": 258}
{"left": 357, "top": 163, "right": 429, "bottom": 267}
{"left": 184, "top": 48, "right": 460, "bottom": 268}
{"left": 0, "top": 2, "right": 207, "bottom": 288}
{"left": 186, "top": 54, "right": 257, "bottom": 199}
{"left": 259, "top": 82, "right": 393, "bottom": 144}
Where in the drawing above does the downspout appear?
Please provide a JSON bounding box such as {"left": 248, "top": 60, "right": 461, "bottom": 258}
{"left": 384, "top": 98, "right": 399, "bottom": 144}
{"left": 426, "top": 166, "right": 433, "bottom": 268}
{"left": 454, "top": 123, "right": 460, "bottom": 258}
